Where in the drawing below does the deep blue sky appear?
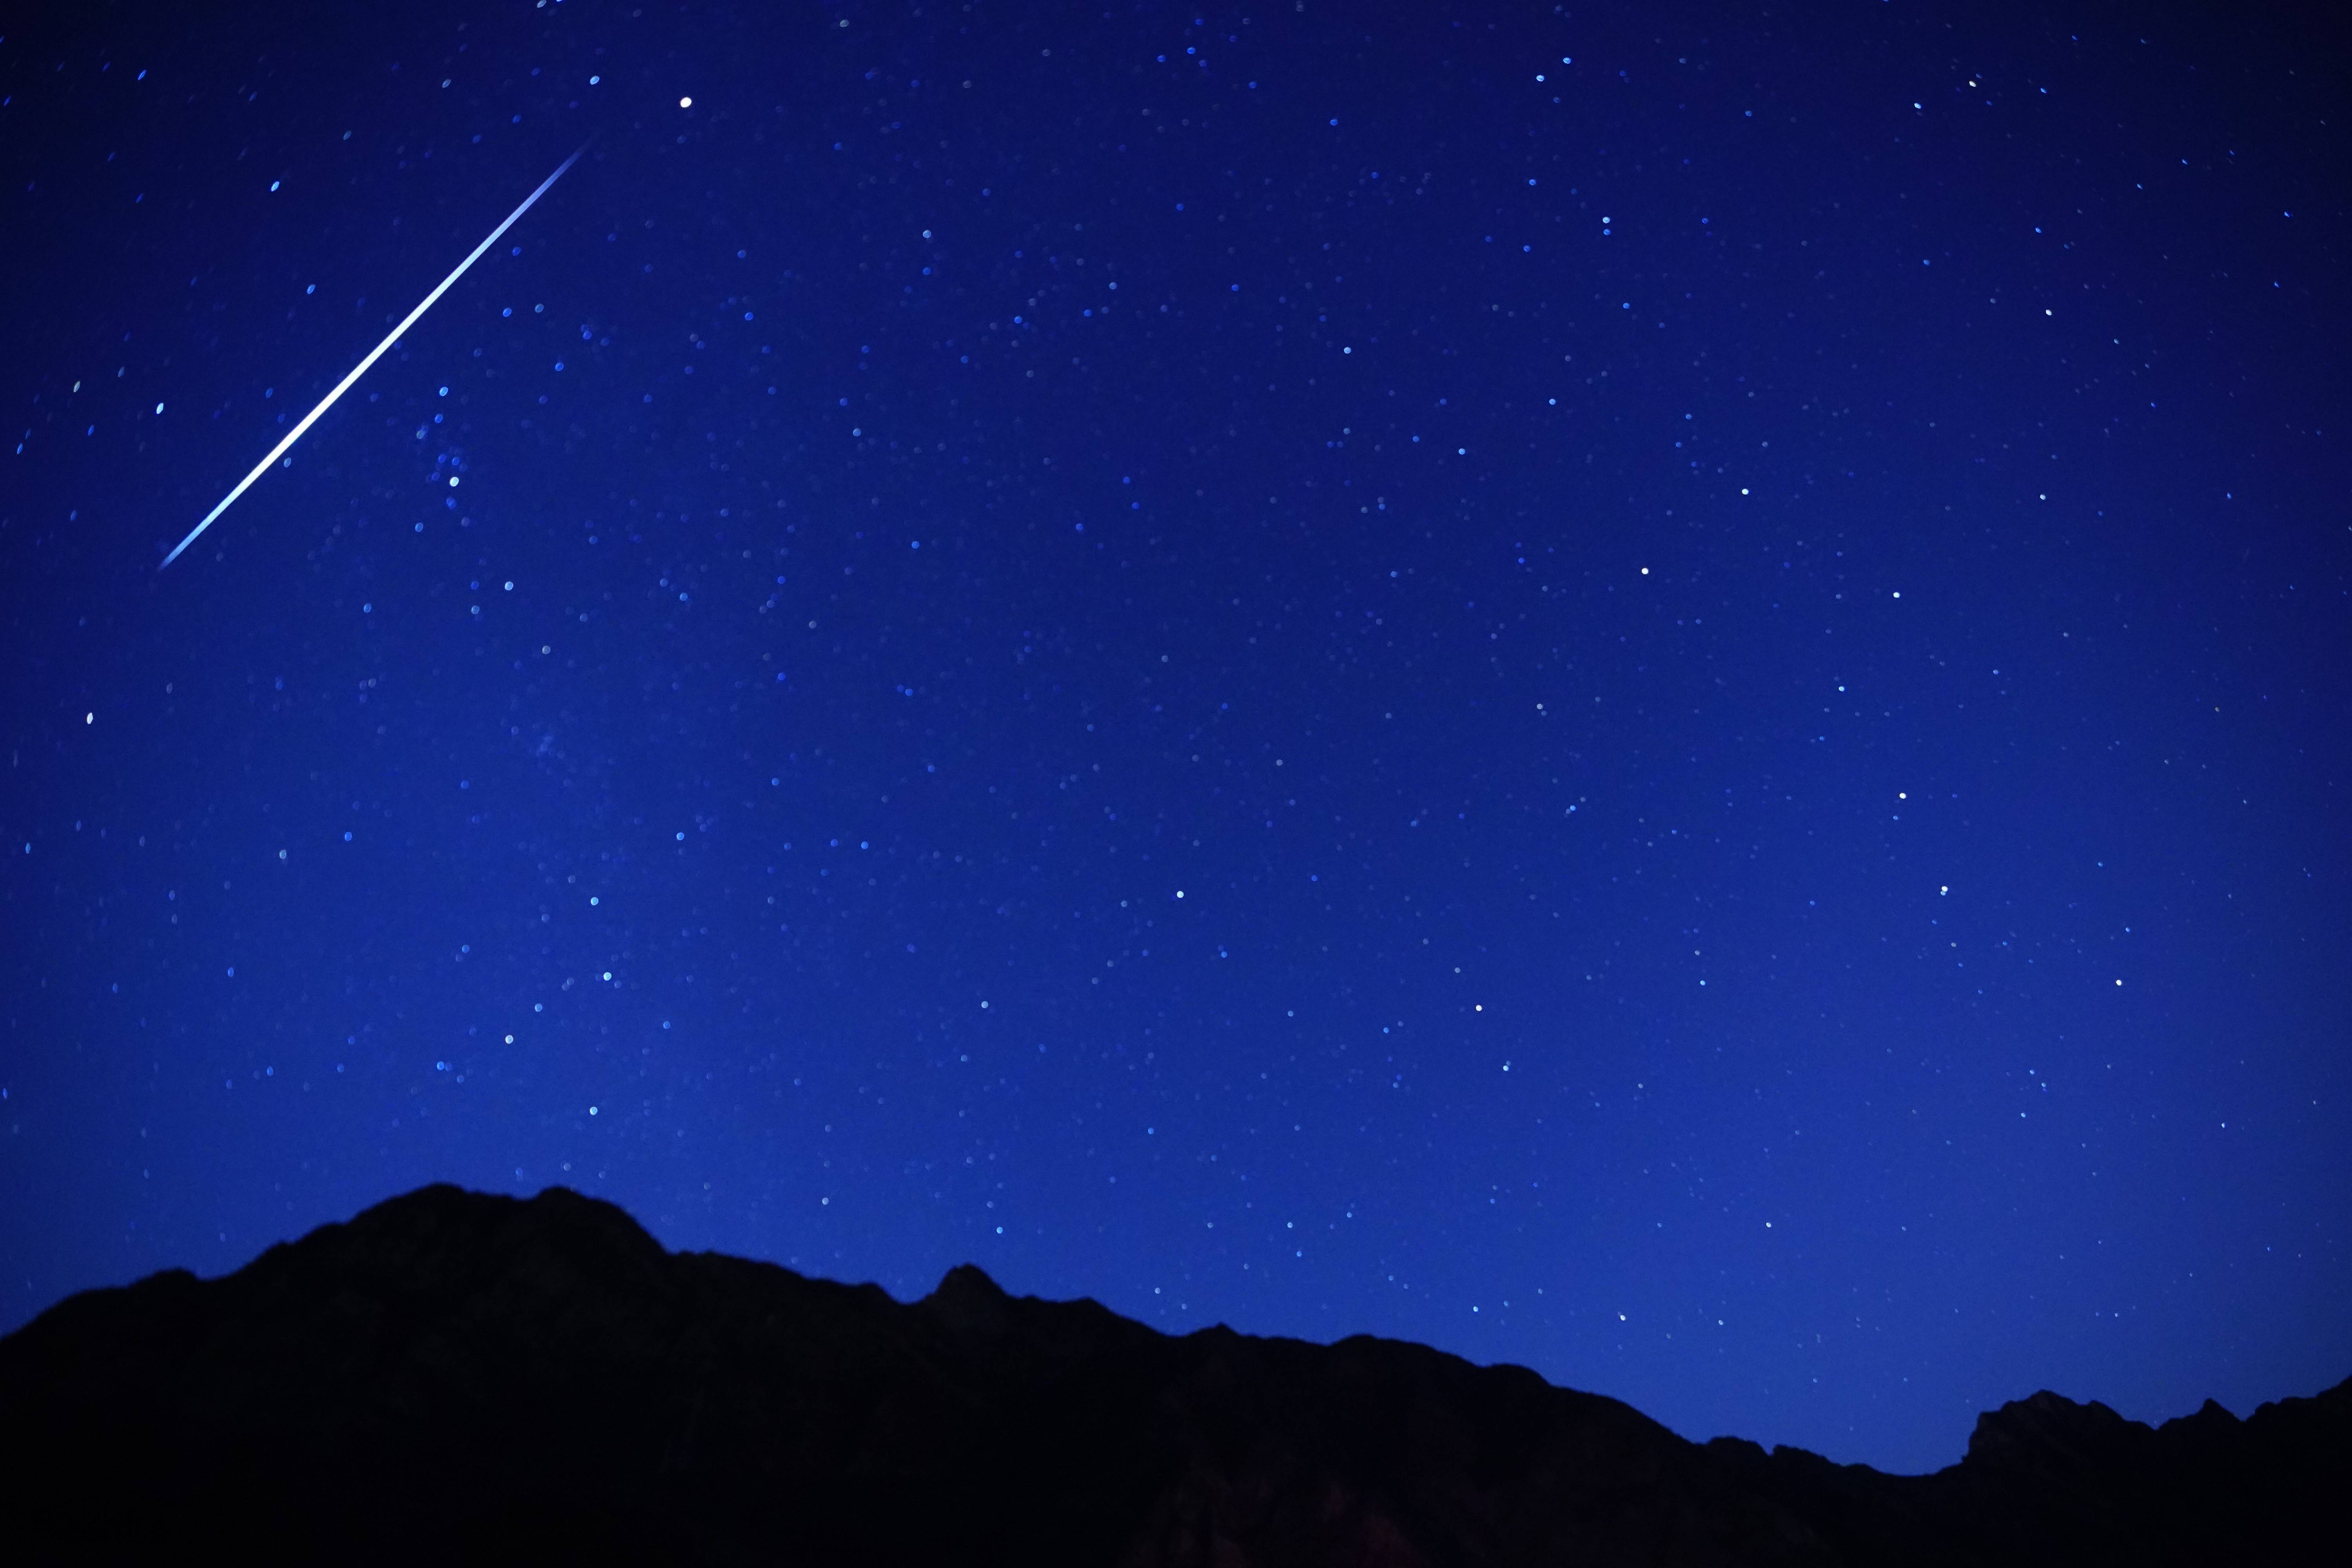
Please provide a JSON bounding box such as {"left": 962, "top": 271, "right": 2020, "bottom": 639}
{"left": 4, "top": 0, "right": 2347, "bottom": 1473}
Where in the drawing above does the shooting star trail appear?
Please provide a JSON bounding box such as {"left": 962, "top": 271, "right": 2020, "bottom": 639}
{"left": 160, "top": 145, "right": 586, "bottom": 570}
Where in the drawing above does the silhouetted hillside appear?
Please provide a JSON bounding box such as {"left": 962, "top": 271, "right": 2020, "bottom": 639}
{"left": 0, "top": 1185, "right": 2341, "bottom": 1564}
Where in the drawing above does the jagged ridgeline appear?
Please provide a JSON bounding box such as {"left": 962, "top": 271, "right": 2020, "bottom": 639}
{"left": 0, "top": 1185, "right": 2342, "bottom": 1565}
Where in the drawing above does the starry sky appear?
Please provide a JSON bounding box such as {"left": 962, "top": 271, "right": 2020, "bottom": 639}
{"left": 4, "top": 0, "right": 2347, "bottom": 1474}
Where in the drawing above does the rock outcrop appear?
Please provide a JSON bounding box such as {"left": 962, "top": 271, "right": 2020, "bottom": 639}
{"left": 0, "top": 1184, "right": 2341, "bottom": 1564}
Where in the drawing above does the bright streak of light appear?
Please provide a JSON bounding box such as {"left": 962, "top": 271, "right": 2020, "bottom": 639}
{"left": 161, "top": 146, "right": 586, "bottom": 570}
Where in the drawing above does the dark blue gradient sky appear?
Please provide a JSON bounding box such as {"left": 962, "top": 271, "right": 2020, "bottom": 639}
{"left": 4, "top": 0, "right": 2347, "bottom": 1473}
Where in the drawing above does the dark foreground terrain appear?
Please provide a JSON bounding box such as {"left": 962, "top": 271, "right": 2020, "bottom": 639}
{"left": 1, "top": 1185, "right": 2341, "bottom": 1564}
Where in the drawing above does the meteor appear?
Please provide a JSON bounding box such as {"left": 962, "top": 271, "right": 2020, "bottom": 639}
{"left": 161, "top": 145, "right": 587, "bottom": 570}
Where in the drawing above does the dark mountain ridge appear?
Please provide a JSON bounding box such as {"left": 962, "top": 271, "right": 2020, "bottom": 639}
{"left": 1, "top": 1184, "right": 2341, "bottom": 1564}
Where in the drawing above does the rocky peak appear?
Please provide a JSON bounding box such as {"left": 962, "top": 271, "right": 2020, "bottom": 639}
{"left": 921, "top": 1261, "right": 1016, "bottom": 1340}
{"left": 1964, "top": 1388, "right": 2139, "bottom": 1470}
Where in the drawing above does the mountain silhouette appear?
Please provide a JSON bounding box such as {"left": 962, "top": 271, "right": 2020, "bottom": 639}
{"left": 1, "top": 1184, "right": 2341, "bottom": 1564}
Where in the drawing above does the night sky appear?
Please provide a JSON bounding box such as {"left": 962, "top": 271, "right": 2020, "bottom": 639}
{"left": 4, "top": 0, "right": 2347, "bottom": 1474}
